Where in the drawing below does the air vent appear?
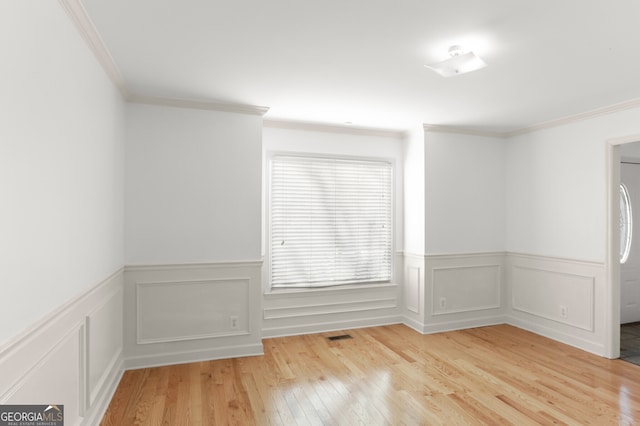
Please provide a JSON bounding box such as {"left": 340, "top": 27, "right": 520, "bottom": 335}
{"left": 327, "top": 334, "right": 352, "bottom": 341}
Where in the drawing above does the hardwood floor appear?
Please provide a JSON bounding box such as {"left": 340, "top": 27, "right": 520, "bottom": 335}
{"left": 101, "top": 324, "right": 640, "bottom": 425}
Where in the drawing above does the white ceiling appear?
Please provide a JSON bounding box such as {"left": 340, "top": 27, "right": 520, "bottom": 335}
{"left": 82, "top": 0, "right": 640, "bottom": 133}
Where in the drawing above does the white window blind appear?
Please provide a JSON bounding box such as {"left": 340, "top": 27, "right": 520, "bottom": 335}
{"left": 270, "top": 155, "right": 392, "bottom": 288}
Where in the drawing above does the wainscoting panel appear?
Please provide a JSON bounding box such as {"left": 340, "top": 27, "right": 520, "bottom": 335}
{"left": 0, "top": 269, "right": 124, "bottom": 426}
{"left": 86, "top": 285, "right": 123, "bottom": 408}
{"left": 506, "top": 253, "right": 606, "bottom": 356}
{"left": 262, "top": 254, "right": 404, "bottom": 338}
{"left": 5, "top": 326, "right": 83, "bottom": 421}
{"left": 263, "top": 284, "right": 402, "bottom": 337}
{"left": 511, "top": 265, "right": 594, "bottom": 331}
{"left": 432, "top": 264, "right": 501, "bottom": 315}
{"left": 264, "top": 297, "right": 396, "bottom": 320}
{"left": 402, "top": 253, "right": 425, "bottom": 332}
{"left": 421, "top": 252, "right": 506, "bottom": 334}
{"left": 406, "top": 266, "right": 421, "bottom": 314}
{"left": 124, "top": 261, "right": 263, "bottom": 369}
{"left": 137, "top": 278, "right": 249, "bottom": 344}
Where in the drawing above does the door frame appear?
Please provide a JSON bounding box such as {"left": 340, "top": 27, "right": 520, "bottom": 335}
{"left": 606, "top": 134, "right": 640, "bottom": 358}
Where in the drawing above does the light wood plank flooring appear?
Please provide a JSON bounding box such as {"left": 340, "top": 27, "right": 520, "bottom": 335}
{"left": 101, "top": 324, "right": 640, "bottom": 425}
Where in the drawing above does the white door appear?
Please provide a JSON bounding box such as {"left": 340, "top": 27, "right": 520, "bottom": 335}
{"left": 621, "top": 162, "right": 640, "bottom": 324}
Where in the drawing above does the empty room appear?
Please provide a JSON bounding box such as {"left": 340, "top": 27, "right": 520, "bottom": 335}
{"left": 4, "top": 0, "right": 640, "bottom": 424}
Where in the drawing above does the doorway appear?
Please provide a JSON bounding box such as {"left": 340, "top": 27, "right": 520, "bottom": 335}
{"left": 620, "top": 160, "right": 640, "bottom": 323}
{"left": 619, "top": 144, "right": 640, "bottom": 364}
{"left": 607, "top": 136, "right": 640, "bottom": 363}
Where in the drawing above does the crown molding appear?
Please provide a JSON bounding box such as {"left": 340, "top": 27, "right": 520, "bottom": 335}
{"left": 506, "top": 97, "right": 640, "bottom": 138}
{"left": 58, "top": 0, "right": 129, "bottom": 98}
{"left": 128, "top": 94, "right": 269, "bottom": 116}
{"left": 422, "top": 124, "right": 506, "bottom": 139}
{"left": 424, "top": 96, "right": 640, "bottom": 139}
{"left": 264, "top": 119, "right": 407, "bottom": 139}
{"left": 59, "top": 0, "right": 268, "bottom": 116}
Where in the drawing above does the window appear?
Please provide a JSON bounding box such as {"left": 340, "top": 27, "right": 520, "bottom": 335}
{"left": 269, "top": 155, "right": 392, "bottom": 288}
{"left": 621, "top": 183, "right": 633, "bottom": 264}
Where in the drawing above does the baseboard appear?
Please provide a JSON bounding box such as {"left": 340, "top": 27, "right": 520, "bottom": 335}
{"left": 506, "top": 315, "right": 606, "bottom": 356}
{"left": 81, "top": 356, "right": 125, "bottom": 426}
{"left": 124, "top": 343, "right": 265, "bottom": 370}
{"left": 262, "top": 315, "right": 403, "bottom": 339}
{"left": 404, "top": 313, "right": 607, "bottom": 357}
{"left": 416, "top": 315, "right": 507, "bottom": 335}
{"left": 401, "top": 316, "right": 426, "bottom": 334}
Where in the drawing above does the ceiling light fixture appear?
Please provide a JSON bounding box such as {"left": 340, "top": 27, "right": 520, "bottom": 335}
{"left": 424, "top": 45, "right": 487, "bottom": 77}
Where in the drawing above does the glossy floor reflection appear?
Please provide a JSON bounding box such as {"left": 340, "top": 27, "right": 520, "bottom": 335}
{"left": 102, "top": 324, "right": 640, "bottom": 425}
{"left": 621, "top": 322, "right": 640, "bottom": 366}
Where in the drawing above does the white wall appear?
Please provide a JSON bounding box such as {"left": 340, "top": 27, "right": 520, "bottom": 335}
{"left": 0, "top": 0, "right": 125, "bottom": 348}
{"left": 125, "top": 103, "right": 263, "bottom": 264}
{"left": 507, "top": 129, "right": 603, "bottom": 261}
{"left": 424, "top": 130, "right": 506, "bottom": 254}
{"left": 0, "top": 1, "right": 125, "bottom": 424}
{"left": 403, "top": 126, "right": 426, "bottom": 255}
{"left": 507, "top": 109, "right": 640, "bottom": 262}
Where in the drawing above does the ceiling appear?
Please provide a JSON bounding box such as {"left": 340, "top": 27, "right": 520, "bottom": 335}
{"left": 81, "top": 0, "right": 640, "bottom": 134}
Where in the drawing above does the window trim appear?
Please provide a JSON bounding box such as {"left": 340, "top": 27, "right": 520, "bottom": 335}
{"left": 265, "top": 151, "right": 396, "bottom": 292}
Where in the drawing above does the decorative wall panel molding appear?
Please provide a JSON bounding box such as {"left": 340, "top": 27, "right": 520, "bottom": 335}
{"left": 0, "top": 269, "right": 124, "bottom": 426}
{"left": 406, "top": 266, "right": 421, "bottom": 314}
{"left": 431, "top": 264, "right": 502, "bottom": 315}
{"left": 511, "top": 265, "right": 595, "bottom": 331}
{"left": 424, "top": 253, "right": 506, "bottom": 321}
{"left": 264, "top": 298, "right": 397, "bottom": 320}
{"left": 401, "top": 253, "right": 425, "bottom": 329}
{"left": 262, "top": 280, "right": 402, "bottom": 338}
{"left": 2, "top": 325, "right": 83, "bottom": 417}
{"left": 123, "top": 261, "right": 263, "bottom": 369}
{"left": 86, "top": 286, "right": 123, "bottom": 407}
{"left": 136, "top": 278, "right": 250, "bottom": 344}
{"left": 506, "top": 252, "right": 605, "bottom": 356}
